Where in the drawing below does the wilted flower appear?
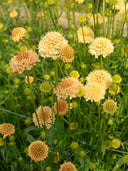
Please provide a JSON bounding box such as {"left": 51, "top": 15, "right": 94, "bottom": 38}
{"left": 33, "top": 106, "right": 55, "bottom": 129}
{"left": 86, "top": 69, "right": 112, "bottom": 89}
{"left": 53, "top": 99, "right": 68, "bottom": 115}
{"left": 77, "top": 26, "right": 94, "bottom": 43}
{"left": 0, "top": 123, "right": 15, "bottom": 139}
{"left": 59, "top": 44, "right": 74, "bottom": 63}
{"left": 112, "top": 139, "right": 120, "bottom": 149}
{"left": 38, "top": 31, "right": 68, "bottom": 60}
{"left": 10, "top": 50, "right": 40, "bottom": 74}
{"left": 89, "top": 37, "right": 114, "bottom": 58}
{"left": 59, "top": 162, "right": 77, "bottom": 171}
{"left": 84, "top": 83, "right": 105, "bottom": 102}
{"left": 55, "top": 77, "right": 83, "bottom": 100}
{"left": 12, "top": 27, "right": 26, "bottom": 42}
{"left": 28, "top": 141, "right": 49, "bottom": 162}
{"left": 103, "top": 100, "right": 117, "bottom": 115}
{"left": 54, "top": 152, "right": 60, "bottom": 163}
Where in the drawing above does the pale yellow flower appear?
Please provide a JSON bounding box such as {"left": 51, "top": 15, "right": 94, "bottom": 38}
{"left": 10, "top": 11, "right": 18, "bottom": 18}
{"left": 77, "top": 26, "right": 94, "bottom": 44}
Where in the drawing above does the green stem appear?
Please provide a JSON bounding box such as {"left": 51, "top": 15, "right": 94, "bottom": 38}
{"left": 68, "top": 96, "right": 70, "bottom": 143}
{"left": 40, "top": 161, "right": 43, "bottom": 171}
{"left": 100, "top": 56, "right": 103, "bottom": 69}
{"left": 112, "top": 6, "right": 115, "bottom": 40}
{"left": 103, "top": 0, "right": 106, "bottom": 36}
{"left": 54, "top": 59, "right": 58, "bottom": 88}
{"left": 26, "top": 71, "right": 41, "bottom": 131}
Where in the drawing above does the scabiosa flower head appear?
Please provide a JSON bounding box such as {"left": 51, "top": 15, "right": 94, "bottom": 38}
{"left": 69, "top": 70, "right": 80, "bottom": 79}
{"left": 28, "top": 141, "right": 49, "bottom": 162}
{"left": 108, "top": 84, "right": 120, "bottom": 95}
{"left": 10, "top": 11, "right": 18, "bottom": 18}
{"left": 25, "top": 76, "right": 34, "bottom": 84}
{"left": 84, "top": 83, "right": 105, "bottom": 102}
{"left": 86, "top": 69, "right": 112, "bottom": 89}
{"left": 12, "top": 27, "right": 26, "bottom": 42}
{"left": 104, "top": 140, "right": 112, "bottom": 148}
{"left": 58, "top": 44, "right": 74, "bottom": 63}
{"left": 36, "top": 11, "right": 44, "bottom": 18}
{"left": 115, "top": 0, "right": 125, "bottom": 10}
{"left": 0, "top": 123, "right": 15, "bottom": 139}
{"left": 112, "top": 74, "right": 122, "bottom": 83}
{"left": 55, "top": 77, "right": 84, "bottom": 100}
{"left": 89, "top": 13, "right": 104, "bottom": 26}
{"left": 10, "top": 50, "right": 40, "bottom": 74}
{"left": 33, "top": 106, "right": 55, "bottom": 129}
{"left": 78, "top": 15, "right": 86, "bottom": 25}
{"left": 123, "top": 155, "right": 128, "bottom": 164}
{"left": 103, "top": 100, "right": 117, "bottom": 115}
{"left": 89, "top": 163, "right": 96, "bottom": 170}
{"left": 112, "top": 139, "right": 120, "bottom": 149}
{"left": 89, "top": 37, "right": 114, "bottom": 58}
{"left": 53, "top": 99, "right": 68, "bottom": 115}
{"left": 38, "top": 31, "right": 68, "bottom": 60}
{"left": 77, "top": 26, "right": 94, "bottom": 44}
{"left": 74, "top": 0, "right": 84, "bottom": 4}
{"left": 70, "top": 142, "right": 79, "bottom": 150}
{"left": 39, "top": 82, "right": 51, "bottom": 93}
{"left": 59, "top": 162, "right": 77, "bottom": 171}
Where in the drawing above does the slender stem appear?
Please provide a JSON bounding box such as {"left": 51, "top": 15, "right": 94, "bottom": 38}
{"left": 40, "top": 161, "right": 43, "bottom": 171}
{"left": 26, "top": 71, "right": 41, "bottom": 131}
{"left": 100, "top": 56, "right": 103, "bottom": 69}
{"left": 112, "top": 6, "right": 115, "bottom": 39}
{"left": 54, "top": 59, "right": 58, "bottom": 88}
{"left": 68, "top": 96, "right": 70, "bottom": 143}
{"left": 103, "top": 0, "right": 106, "bottom": 36}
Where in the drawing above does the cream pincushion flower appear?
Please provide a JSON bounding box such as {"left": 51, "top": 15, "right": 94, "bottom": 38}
{"left": 0, "top": 123, "right": 15, "bottom": 139}
{"left": 12, "top": 27, "right": 26, "bottom": 42}
{"left": 89, "top": 37, "right": 114, "bottom": 58}
{"left": 33, "top": 106, "right": 55, "bottom": 129}
{"left": 84, "top": 83, "right": 105, "bottom": 102}
{"left": 28, "top": 141, "right": 49, "bottom": 162}
{"left": 89, "top": 13, "right": 104, "bottom": 26}
{"left": 86, "top": 69, "right": 112, "bottom": 89}
{"left": 77, "top": 26, "right": 94, "bottom": 43}
{"left": 38, "top": 31, "right": 68, "bottom": 60}
{"left": 53, "top": 99, "right": 68, "bottom": 115}
{"left": 58, "top": 44, "right": 74, "bottom": 63}
{"left": 59, "top": 162, "right": 77, "bottom": 171}
{"left": 115, "top": 7, "right": 128, "bottom": 26}
{"left": 10, "top": 50, "right": 40, "bottom": 74}
{"left": 115, "top": 0, "right": 125, "bottom": 10}
{"left": 55, "top": 77, "right": 84, "bottom": 100}
{"left": 103, "top": 100, "right": 117, "bottom": 115}
{"left": 75, "top": 0, "right": 84, "bottom": 4}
